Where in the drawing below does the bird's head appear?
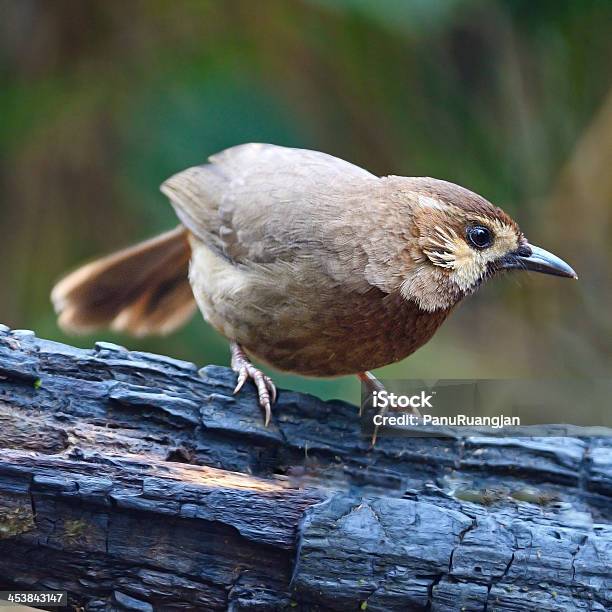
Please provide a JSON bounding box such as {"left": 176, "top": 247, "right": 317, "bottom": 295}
{"left": 398, "top": 178, "right": 577, "bottom": 311}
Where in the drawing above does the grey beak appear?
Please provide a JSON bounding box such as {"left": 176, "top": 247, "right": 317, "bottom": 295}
{"left": 498, "top": 244, "right": 578, "bottom": 279}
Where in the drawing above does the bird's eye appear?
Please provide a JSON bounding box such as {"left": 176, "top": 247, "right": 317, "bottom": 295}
{"left": 467, "top": 225, "right": 493, "bottom": 249}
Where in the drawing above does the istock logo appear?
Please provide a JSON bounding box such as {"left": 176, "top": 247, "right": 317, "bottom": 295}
{"left": 371, "top": 390, "right": 435, "bottom": 410}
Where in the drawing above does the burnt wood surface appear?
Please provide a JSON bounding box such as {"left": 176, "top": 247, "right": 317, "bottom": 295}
{"left": 0, "top": 325, "right": 610, "bottom": 611}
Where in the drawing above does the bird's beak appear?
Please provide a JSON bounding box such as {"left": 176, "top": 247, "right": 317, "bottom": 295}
{"left": 497, "top": 244, "right": 578, "bottom": 279}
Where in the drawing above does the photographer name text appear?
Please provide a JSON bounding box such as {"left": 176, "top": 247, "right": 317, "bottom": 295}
{"left": 372, "top": 413, "right": 520, "bottom": 429}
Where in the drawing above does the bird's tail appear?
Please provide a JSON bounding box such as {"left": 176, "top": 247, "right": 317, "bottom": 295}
{"left": 51, "top": 226, "right": 196, "bottom": 336}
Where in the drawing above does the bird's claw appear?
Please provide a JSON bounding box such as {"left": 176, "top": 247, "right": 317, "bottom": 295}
{"left": 231, "top": 344, "right": 277, "bottom": 426}
{"left": 233, "top": 367, "right": 248, "bottom": 395}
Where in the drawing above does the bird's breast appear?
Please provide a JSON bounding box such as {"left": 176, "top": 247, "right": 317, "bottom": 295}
{"left": 248, "top": 289, "right": 452, "bottom": 376}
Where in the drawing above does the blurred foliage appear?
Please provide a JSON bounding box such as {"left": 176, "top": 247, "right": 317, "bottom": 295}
{"left": 1, "top": 0, "right": 611, "bottom": 404}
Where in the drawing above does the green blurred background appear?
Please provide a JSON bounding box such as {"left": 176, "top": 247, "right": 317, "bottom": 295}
{"left": 1, "top": 0, "right": 611, "bottom": 404}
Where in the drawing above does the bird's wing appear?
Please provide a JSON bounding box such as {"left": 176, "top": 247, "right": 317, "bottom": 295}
{"left": 160, "top": 143, "right": 377, "bottom": 265}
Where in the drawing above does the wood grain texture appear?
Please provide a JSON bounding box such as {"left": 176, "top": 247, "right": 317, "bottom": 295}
{"left": 0, "top": 325, "right": 610, "bottom": 611}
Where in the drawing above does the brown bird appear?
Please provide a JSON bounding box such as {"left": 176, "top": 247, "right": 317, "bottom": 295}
{"left": 51, "top": 144, "right": 577, "bottom": 425}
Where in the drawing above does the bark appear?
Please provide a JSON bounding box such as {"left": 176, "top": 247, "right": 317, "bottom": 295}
{"left": 0, "top": 325, "right": 610, "bottom": 611}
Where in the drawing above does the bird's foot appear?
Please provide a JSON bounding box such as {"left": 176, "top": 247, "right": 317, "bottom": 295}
{"left": 230, "top": 342, "right": 277, "bottom": 426}
{"left": 357, "top": 371, "right": 421, "bottom": 446}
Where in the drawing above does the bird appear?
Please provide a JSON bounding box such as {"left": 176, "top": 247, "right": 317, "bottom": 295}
{"left": 51, "top": 143, "right": 577, "bottom": 427}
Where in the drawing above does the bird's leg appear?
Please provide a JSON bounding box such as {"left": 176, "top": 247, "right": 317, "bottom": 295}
{"left": 357, "top": 371, "right": 421, "bottom": 446}
{"left": 230, "top": 342, "right": 277, "bottom": 426}
{"left": 357, "top": 371, "right": 385, "bottom": 416}
{"left": 357, "top": 371, "right": 387, "bottom": 445}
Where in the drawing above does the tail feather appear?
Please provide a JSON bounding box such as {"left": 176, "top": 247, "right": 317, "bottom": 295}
{"left": 51, "top": 226, "right": 196, "bottom": 336}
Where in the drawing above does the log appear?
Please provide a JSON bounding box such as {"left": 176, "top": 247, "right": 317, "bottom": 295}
{"left": 0, "top": 324, "right": 610, "bottom": 611}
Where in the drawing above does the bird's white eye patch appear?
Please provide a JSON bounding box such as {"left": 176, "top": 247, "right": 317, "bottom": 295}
{"left": 473, "top": 218, "right": 519, "bottom": 259}
{"left": 423, "top": 217, "right": 520, "bottom": 292}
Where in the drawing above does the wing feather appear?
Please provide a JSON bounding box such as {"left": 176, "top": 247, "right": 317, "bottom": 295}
{"left": 160, "top": 143, "right": 376, "bottom": 265}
